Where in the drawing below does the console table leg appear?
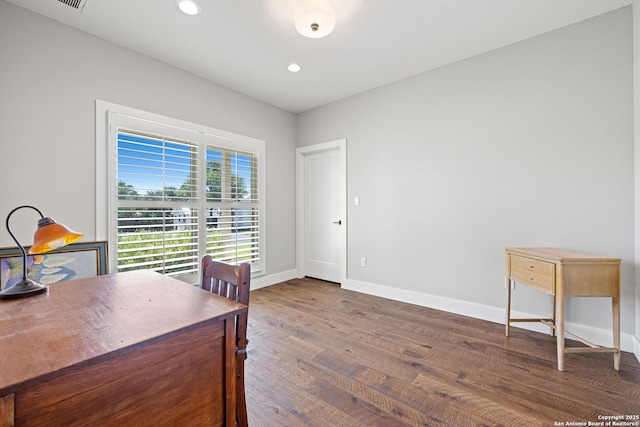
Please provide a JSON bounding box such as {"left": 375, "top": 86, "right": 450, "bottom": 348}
{"left": 613, "top": 296, "right": 620, "bottom": 371}
{"left": 550, "top": 293, "right": 556, "bottom": 337}
{"left": 505, "top": 277, "right": 511, "bottom": 337}
{"left": 556, "top": 292, "right": 565, "bottom": 372}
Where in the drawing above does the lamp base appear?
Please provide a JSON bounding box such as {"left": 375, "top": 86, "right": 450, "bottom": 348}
{"left": 0, "top": 278, "right": 48, "bottom": 300}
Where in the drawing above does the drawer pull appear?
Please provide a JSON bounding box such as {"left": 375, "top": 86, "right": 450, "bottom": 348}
{"left": 529, "top": 265, "right": 535, "bottom": 269}
{"left": 529, "top": 278, "right": 535, "bottom": 281}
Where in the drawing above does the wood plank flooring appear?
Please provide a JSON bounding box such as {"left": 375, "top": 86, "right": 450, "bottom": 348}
{"left": 245, "top": 277, "right": 640, "bottom": 427}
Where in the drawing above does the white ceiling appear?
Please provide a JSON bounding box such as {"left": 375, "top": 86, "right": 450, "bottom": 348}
{"left": 6, "top": 0, "right": 633, "bottom": 113}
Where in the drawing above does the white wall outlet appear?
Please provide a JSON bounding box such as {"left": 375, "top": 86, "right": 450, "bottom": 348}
{"left": 354, "top": 196, "right": 360, "bottom": 206}
{"left": 360, "top": 257, "right": 366, "bottom": 267}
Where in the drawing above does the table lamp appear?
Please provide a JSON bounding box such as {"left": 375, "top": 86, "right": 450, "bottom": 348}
{"left": 0, "top": 205, "right": 83, "bottom": 300}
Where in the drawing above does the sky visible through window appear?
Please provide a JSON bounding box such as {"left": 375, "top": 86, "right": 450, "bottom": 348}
{"left": 117, "top": 132, "right": 252, "bottom": 199}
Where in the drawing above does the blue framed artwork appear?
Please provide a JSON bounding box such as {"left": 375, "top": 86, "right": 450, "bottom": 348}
{"left": 0, "top": 241, "right": 108, "bottom": 291}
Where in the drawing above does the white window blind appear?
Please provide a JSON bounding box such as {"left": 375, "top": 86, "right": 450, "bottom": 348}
{"left": 204, "top": 146, "right": 260, "bottom": 264}
{"left": 101, "top": 104, "right": 265, "bottom": 282}
{"left": 116, "top": 130, "right": 200, "bottom": 278}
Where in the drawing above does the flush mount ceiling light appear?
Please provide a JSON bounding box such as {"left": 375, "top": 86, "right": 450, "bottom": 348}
{"left": 294, "top": 0, "right": 335, "bottom": 39}
{"left": 177, "top": 0, "right": 200, "bottom": 16}
{"left": 287, "top": 63, "right": 302, "bottom": 72}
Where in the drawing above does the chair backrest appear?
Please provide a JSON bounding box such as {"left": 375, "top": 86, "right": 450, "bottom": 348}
{"left": 200, "top": 255, "right": 251, "bottom": 427}
{"left": 200, "top": 255, "right": 250, "bottom": 306}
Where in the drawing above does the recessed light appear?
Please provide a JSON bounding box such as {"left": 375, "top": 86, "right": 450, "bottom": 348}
{"left": 288, "top": 63, "right": 302, "bottom": 73}
{"left": 177, "top": 0, "right": 200, "bottom": 16}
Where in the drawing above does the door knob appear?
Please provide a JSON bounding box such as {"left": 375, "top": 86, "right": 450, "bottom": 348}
{"left": 333, "top": 220, "right": 342, "bottom": 225}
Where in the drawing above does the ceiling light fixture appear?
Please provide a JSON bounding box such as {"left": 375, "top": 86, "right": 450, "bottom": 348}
{"left": 288, "top": 63, "right": 302, "bottom": 73}
{"left": 294, "top": 0, "right": 335, "bottom": 39}
{"left": 177, "top": 0, "right": 200, "bottom": 16}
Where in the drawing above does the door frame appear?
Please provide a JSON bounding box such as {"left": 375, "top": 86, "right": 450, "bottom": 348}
{"left": 296, "top": 139, "right": 347, "bottom": 284}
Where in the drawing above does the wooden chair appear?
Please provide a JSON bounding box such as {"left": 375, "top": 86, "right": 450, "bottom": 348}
{"left": 200, "top": 255, "right": 251, "bottom": 427}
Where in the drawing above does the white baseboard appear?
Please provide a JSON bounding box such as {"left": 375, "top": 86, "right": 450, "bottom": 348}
{"left": 343, "top": 278, "right": 636, "bottom": 354}
{"left": 251, "top": 269, "right": 298, "bottom": 291}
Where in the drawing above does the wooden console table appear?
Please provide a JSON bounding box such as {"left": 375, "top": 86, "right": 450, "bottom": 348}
{"left": 0, "top": 270, "right": 247, "bottom": 426}
{"left": 505, "top": 247, "right": 620, "bottom": 371}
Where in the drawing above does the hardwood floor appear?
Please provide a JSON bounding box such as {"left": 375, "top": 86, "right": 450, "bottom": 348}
{"left": 244, "top": 277, "right": 640, "bottom": 427}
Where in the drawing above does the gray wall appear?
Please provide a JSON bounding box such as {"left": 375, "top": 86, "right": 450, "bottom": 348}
{"left": 0, "top": 1, "right": 297, "bottom": 278}
{"left": 298, "top": 7, "right": 636, "bottom": 342}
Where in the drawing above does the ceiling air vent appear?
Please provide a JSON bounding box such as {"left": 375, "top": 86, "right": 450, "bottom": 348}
{"left": 57, "top": 0, "right": 88, "bottom": 12}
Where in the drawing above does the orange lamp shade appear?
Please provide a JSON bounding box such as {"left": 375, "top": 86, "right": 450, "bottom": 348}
{"left": 28, "top": 217, "right": 84, "bottom": 255}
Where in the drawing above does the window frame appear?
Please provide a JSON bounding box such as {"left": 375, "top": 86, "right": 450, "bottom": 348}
{"left": 96, "top": 100, "right": 266, "bottom": 281}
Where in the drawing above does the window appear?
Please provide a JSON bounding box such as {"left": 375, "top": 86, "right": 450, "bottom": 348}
{"left": 96, "top": 102, "right": 265, "bottom": 282}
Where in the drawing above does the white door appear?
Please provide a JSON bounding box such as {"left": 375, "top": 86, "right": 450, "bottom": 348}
{"left": 297, "top": 140, "right": 346, "bottom": 283}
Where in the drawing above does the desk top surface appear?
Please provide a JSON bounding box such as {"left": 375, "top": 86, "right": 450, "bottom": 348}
{"left": 506, "top": 247, "right": 620, "bottom": 263}
{"left": 0, "top": 270, "right": 246, "bottom": 394}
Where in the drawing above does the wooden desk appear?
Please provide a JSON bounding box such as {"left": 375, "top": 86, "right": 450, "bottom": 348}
{"left": 0, "top": 270, "right": 247, "bottom": 426}
{"left": 505, "top": 247, "right": 620, "bottom": 371}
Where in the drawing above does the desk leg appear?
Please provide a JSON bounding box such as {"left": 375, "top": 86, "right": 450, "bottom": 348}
{"left": 613, "top": 296, "right": 620, "bottom": 371}
{"left": 224, "top": 317, "right": 238, "bottom": 426}
{"left": 555, "top": 291, "right": 565, "bottom": 372}
{"left": 0, "top": 393, "right": 14, "bottom": 427}
{"left": 505, "top": 277, "right": 511, "bottom": 337}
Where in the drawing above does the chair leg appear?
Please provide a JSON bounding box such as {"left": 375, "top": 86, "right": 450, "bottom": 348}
{"left": 235, "top": 353, "right": 248, "bottom": 427}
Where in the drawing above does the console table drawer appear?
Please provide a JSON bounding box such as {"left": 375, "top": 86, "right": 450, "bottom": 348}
{"left": 509, "top": 255, "right": 555, "bottom": 294}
